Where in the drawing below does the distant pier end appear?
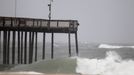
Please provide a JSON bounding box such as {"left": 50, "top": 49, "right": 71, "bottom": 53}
{"left": 0, "top": 16, "right": 79, "bottom": 64}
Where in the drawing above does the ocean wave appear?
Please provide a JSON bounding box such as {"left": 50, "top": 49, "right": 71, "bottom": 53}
{"left": 11, "top": 58, "right": 76, "bottom": 74}
{"left": 98, "top": 44, "right": 134, "bottom": 49}
{"left": 76, "top": 51, "right": 134, "bottom": 75}
{"left": 7, "top": 49, "right": 134, "bottom": 75}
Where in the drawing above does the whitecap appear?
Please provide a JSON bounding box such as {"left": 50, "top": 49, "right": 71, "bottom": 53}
{"left": 76, "top": 51, "right": 134, "bottom": 75}
{"left": 98, "top": 44, "right": 134, "bottom": 49}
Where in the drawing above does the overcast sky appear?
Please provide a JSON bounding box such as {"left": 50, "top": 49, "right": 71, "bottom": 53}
{"left": 0, "top": 0, "right": 134, "bottom": 43}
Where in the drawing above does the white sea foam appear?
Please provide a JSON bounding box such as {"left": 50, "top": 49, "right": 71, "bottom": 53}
{"left": 76, "top": 51, "right": 134, "bottom": 75}
{"left": 98, "top": 44, "right": 134, "bottom": 49}
{"left": 0, "top": 71, "right": 44, "bottom": 75}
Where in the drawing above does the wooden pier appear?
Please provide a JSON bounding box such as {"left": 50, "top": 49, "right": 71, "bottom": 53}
{"left": 0, "top": 16, "right": 79, "bottom": 64}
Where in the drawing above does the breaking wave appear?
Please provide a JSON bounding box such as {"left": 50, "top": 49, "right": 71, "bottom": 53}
{"left": 98, "top": 44, "right": 134, "bottom": 49}
{"left": 76, "top": 51, "right": 134, "bottom": 75}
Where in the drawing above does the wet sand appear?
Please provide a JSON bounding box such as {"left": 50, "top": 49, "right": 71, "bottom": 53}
{"left": 0, "top": 72, "right": 79, "bottom": 75}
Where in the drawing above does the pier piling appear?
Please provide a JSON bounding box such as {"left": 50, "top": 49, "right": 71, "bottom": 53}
{"left": 12, "top": 31, "right": 16, "bottom": 64}
{"left": 21, "top": 31, "right": 24, "bottom": 64}
{"left": 3, "top": 31, "right": 7, "bottom": 64}
{"left": 31, "top": 32, "right": 34, "bottom": 63}
{"left": 24, "top": 31, "right": 27, "bottom": 64}
{"left": 18, "top": 31, "right": 20, "bottom": 64}
{"left": 42, "top": 32, "right": 46, "bottom": 59}
{"left": 68, "top": 32, "right": 71, "bottom": 57}
{"left": 35, "top": 32, "right": 38, "bottom": 61}
{"left": 29, "top": 32, "right": 32, "bottom": 64}
{"left": 7, "top": 31, "right": 10, "bottom": 64}
{"left": 51, "top": 32, "right": 54, "bottom": 59}
{"left": 0, "top": 31, "right": 2, "bottom": 59}
{"left": 75, "top": 32, "right": 79, "bottom": 56}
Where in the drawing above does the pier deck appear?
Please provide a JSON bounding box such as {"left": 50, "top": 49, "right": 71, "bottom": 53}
{"left": 0, "top": 17, "right": 79, "bottom": 33}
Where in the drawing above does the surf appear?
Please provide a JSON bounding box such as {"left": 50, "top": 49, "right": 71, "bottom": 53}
{"left": 76, "top": 51, "right": 134, "bottom": 75}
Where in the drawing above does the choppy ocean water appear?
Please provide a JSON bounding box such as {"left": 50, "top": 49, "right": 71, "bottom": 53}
{"left": 0, "top": 43, "right": 134, "bottom": 75}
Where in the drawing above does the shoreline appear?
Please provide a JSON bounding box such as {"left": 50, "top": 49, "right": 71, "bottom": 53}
{"left": 0, "top": 72, "right": 79, "bottom": 75}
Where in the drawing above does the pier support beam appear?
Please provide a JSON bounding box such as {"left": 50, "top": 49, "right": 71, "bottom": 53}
{"left": 21, "top": 31, "right": 24, "bottom": 64}
{"left": 29, "top": 32, "right": 31, "bottom": 64}
{"left": 68, "top": 32, "right": 71, "bottom": 57}
{"left": 7, "top": 31, "right": 10, "bottom": 64}
{"left": 0, "top": 31, "right": 1, "bottom": 49}
{"left": 0, "top": 31, "right": 2, "bottom": 59}
{"left": 75, "top": 32, "right": 79, "bottom": 56}
{"left": 29, "top": 32, "right": 34, "bottom": 64}
{"left": 35, "top": 32, "right": 38, "bottom": 61}
{"left": 3, "top": 31, "right": 7, "bottom": 64}
{"left": 12, "top": 31, "right": 16, "bottom": 64}
{"left": 18, "top": 31, "right": 20, "bottom": 64}
{"left": 42, "top": 32, "right": 45, "bottom": 59}
{"left": 24, "top": 31, "right": 27, "bottom": 64}
{"left": 51, "top": 32, "right": 54, "bottom": 59}
{"left": 31, "top": 32, "right": 34, "bottom": 63}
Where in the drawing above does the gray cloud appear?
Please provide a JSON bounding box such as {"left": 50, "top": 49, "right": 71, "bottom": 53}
{"left": 0, "top": 0, "right": 134, "bottom": 43}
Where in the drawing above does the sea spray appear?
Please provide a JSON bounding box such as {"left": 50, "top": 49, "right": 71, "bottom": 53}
{"left": 76, "top": 51, "right": 134, "bottom": 75}
{"left": 99, "top": 44, "right": 134, "bottom": 49}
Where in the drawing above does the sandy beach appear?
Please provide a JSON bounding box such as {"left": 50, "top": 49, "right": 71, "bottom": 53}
{"left": 0, "top": 72, "right": 79, "bottom": 75}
